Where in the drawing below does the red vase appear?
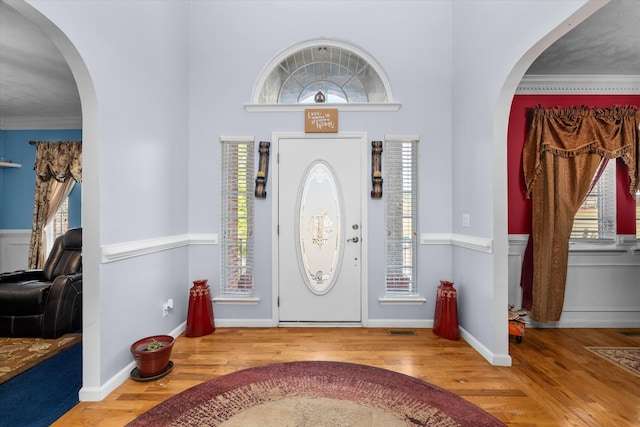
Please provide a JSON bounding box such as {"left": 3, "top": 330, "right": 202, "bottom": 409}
{"left": 186, "top": 279, "right": 215, "bottom": 337}
{"left": 433, "top": 280, "right": 459, "bottom": 340}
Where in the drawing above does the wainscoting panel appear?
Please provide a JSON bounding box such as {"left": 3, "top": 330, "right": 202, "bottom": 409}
{"left": 0, "top": 230, "right": 30, "bottom": 272}
{"left": 508, "top": 235, "right": 640, "bottom": 328}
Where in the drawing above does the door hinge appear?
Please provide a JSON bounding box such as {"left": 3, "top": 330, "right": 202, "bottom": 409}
{"left": 277, "top": 296, "right": 280, "bottom": 307}
{"left": 277, "top": 225, "right": 279, "bottom": 235}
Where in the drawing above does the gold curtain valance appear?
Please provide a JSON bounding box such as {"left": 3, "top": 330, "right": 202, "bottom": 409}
{"left": 30, "top": 140, "right": 82, "bottom": 183}
{"left": 524, "top": 105, "right": 640, "bottom": 199}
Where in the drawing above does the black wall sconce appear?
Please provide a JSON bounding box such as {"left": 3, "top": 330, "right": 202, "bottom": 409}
{"left": 255, "top": 141, "right": 270, "bottom": 198}
{"left": 371, "top": 140, "right": 383, "bottom": 199}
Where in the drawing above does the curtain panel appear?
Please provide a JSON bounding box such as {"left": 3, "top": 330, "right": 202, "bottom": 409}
{"left": 522, "top": 106, "right": 639, "bottom": 322}
{"left": 28, "top": 141, "right": 82, "bottom": 268}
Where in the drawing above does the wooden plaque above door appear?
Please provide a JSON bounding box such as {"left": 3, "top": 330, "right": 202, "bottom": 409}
{"left": 305, "top": 109, "right": 338, "bottom": 133}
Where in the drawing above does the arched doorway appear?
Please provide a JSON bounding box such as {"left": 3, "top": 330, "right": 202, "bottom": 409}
{"left": 493, "top": 1, "right": 609, "bottom": 357}
{"left": 8, "top": 0, "right": 102, "bottom": 397}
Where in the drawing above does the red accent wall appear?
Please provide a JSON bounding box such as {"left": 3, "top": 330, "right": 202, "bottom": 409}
{"left": 507, "top": 94, "right": 640, "bottom": 235}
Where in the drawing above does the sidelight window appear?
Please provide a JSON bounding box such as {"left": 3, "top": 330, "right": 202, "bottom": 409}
{"left": 220, "top": 138, "right": 255, "bottom": 295}
{"left": 384, "top": 136, "right": 419, "bottom": 295}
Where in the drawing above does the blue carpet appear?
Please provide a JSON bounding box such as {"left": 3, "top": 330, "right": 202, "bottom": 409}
{"left": 0, "top": 342, "right": 81, "bottom": 427}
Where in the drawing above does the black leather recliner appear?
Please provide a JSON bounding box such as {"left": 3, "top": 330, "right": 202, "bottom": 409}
{"left": 0, "top": 228, "right": 82, "bottom": 338}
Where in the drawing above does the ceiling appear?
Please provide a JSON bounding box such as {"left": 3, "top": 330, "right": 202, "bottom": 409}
{"left": 0, "top": 0, "right": 81, "bottom": 129}
{"left": 526, "top": 0, "right": 639, "bottom": 75}
{"left": 0, "top": 0, "right": 638, "bottom": 130}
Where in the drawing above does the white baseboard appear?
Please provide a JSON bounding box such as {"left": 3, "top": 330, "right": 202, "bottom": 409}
{"left": 79, "top": 323, "right": 187, "bottom": 402}
{"left": 79, "top": 362, "right": 136, "bottom": 402}
{"left": 460, "top": 327, "right": 512, "bottom": 367}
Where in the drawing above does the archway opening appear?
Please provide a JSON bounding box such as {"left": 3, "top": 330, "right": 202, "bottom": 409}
{"left": 8, "top": 0, "right": 101, "bottom": 398}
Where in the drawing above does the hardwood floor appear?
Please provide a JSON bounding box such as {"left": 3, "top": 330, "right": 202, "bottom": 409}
{"left": 53, "top": 327, "right": 640, "bottom": 426}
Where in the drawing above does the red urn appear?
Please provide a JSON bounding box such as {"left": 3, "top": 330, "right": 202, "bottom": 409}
{"left": 185, "top": 279, "right": 215, "bottom": 337}
{"left": 433, "top": 280, "right": 460, "bottom": 340}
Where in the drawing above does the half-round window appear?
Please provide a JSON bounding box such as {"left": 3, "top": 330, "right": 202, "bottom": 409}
{"left": 254, "top": 40, "right": 393, "bottom": 106}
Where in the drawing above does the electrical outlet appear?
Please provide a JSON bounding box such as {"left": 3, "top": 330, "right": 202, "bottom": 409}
{"left": 162, "top": 298, "right": 174, "bottom": 317}
{"left": 162, "top": 302, "right": 169, "bottom": 317}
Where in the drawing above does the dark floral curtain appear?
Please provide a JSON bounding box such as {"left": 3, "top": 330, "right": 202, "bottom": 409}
{"left": 28, "top": 141, "right": 82, "bottom": 268}
{"left": 521, "top": 106, "right": 639, "bottom": 322}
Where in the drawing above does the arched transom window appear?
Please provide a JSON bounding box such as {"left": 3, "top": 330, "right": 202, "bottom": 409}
{"left": 255, "top": 40, "right": 393, "bottom": 106}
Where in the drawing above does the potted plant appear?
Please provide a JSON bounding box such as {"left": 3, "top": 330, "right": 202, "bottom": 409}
{"left": 130, "top": 335, "right": 175, "bottom": 379}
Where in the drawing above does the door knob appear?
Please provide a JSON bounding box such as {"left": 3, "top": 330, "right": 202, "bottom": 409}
{"left": 348, "top": 236, "right": 359, "bottom": 243}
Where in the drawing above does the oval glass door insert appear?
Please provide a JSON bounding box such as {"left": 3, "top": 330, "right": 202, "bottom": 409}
{"left": 297, "top": 161, "right": 343, "bottom": 295}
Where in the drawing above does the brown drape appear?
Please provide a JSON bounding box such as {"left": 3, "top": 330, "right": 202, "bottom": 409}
{"left": 28, "top": 141, "right": 82, "bottom": 268}
{"left": 522, "top": 106, "right": 639, "bottom": 322}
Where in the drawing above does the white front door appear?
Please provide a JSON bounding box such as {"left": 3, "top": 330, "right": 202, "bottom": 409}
{"left": 276, "top": 134, "right": 364, "bottom": 322}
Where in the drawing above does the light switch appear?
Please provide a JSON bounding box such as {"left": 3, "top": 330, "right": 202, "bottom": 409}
{"left": 462, "top": 213, "right": 470, "bottom": 228}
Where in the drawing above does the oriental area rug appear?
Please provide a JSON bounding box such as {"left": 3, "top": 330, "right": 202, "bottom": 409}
{"left": 0, "top": 333, "right": 82, "bottom": 384}
{"left": 127, "top": 361, "right": 506, "bottom": 426}
{"left": 586, "top": 347, "right": 640, "bottom": 377}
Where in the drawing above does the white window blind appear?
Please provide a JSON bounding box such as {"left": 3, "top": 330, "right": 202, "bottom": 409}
{"left": 220, "top": 138, "right": 255, "bottom": 295}
{"left": 44, "top": 196, "right": 70, "bottom": 255}
{"left": 571, "top": 160, "right": 616, "bottom": 241}
{"left": 384, "top": 137, "right": 418, "bottom": 295}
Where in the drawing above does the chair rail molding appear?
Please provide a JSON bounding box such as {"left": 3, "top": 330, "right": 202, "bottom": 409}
{"left": 101, "top": 233, "right": 218, "bottom": 263}
{"left": 420, "top": 233, "right": 493, "bottom": 254}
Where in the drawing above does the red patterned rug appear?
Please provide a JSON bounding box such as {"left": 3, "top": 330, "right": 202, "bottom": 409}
{"left": 127, "top": 361, "right": 506, "bottom": 426}
{"left": 586, "top": 347, "right": 640, "bottom": 377}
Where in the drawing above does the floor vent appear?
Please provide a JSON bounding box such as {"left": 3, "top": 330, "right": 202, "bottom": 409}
{"left": 388, "top": 330, "right": 417, "bottom": 336}
{"left": 619, "top": 331, "right": 640, "bottom": 336}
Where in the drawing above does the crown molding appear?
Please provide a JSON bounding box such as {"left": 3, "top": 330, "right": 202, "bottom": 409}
{"left": 517, "top": 75, "right": 640, "bottom": 94}
{"left": 0, "top": 115, "right": 82, "bottom": 130}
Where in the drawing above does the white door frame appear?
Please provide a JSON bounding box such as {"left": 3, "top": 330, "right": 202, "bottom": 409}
{"left": 271, "top": 131, "right": 369, "bottom": 326}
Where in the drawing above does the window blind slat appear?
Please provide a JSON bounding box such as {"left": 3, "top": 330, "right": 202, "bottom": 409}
{"left": 221, "top": 139, "right": 255, "bottom": 295}
{"left": 571, "top": 161, "right": 616, "bottom": 241}
{"left": 384, "top": 138, "right": 418, "bottom": 295}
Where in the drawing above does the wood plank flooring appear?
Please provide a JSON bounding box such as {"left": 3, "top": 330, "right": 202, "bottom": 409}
{"left": 53, "top": 327, "right": 640, "bottom": 426}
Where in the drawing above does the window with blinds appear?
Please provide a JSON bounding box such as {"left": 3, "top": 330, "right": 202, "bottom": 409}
{"left": 571, "top": 160, "right": 616, "bottom": 241}
{"left": 384, "top": 137, "right": 418, "bottom": 295}
{"left": 220, "top": 138, "right": 255, "bottom": 295}
{"left": 44, "top": 196, "right": 69, "bottom": 255}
